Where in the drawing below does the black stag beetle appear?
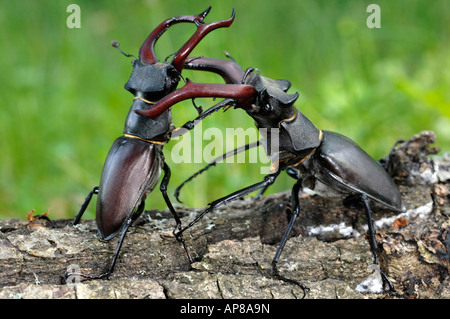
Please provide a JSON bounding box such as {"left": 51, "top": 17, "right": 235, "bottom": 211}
{"left": 136, "top": 57, "right": 406, "bottom": 296}
{"left": 64, "top": 7, "right": 236, "bottom": 281}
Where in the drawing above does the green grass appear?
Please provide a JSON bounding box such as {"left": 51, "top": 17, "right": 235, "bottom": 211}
{"left": 1, "top": 0, "right": 449, "bottom": 220}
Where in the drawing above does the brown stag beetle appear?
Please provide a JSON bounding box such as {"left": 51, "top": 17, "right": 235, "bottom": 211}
{"left": 63, "top": 7, "right": 235, "bottom": 282}
{"left": 136, "top": 56, "right": 406, "bottom": 297}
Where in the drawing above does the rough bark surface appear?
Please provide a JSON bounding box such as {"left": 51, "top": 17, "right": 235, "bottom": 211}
{"left": 0, "top": 131, "right": 449, "bottom": 299}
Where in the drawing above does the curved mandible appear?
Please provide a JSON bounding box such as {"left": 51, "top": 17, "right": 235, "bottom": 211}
{"left": 170, "top": 9, "right": 235, "bottom": 72}
{"left": 135, "top": 80, "right": 256, "bottom": 118}
{"left": 184, "top": 56, "right": 245, "bottom": 84}
{"left": 139, "top": 6, "right": 212, "bottom": 64}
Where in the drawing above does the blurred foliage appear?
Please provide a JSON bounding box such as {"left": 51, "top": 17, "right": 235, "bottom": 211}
{"left": 1, "top": 0, "right": 449, "bottom": 219}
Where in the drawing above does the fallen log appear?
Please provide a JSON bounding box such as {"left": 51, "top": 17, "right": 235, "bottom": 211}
{"left": 0, "top": 131, "right": 449, "bottom": 299}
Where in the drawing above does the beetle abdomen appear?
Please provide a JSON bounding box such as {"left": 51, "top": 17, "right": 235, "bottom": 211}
{"left": 96, "top": 136, "right": 162, "bottom": 240}
{"left": 311, "top": 131, "right": 404, "bottom": 212}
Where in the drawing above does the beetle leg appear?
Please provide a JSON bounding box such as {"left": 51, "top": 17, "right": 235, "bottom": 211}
{"left": 255, "top": 183, "right": 270, "bottom": 200}
{"left": 98, "top": 212, "right": 138, "bottom": 278}
{"left": 172, "top": 98, "right": 235, "bottom": 136}
{"left": 256, "top": 167, "right": 300, "bottom": 200}
{"left": 272, "top": 178, "right": 309, "bottom": 298}
{"left": 361, "top": 194, "right": 395, "bottom": 292}
{"left": 72, "top": 186, "right": 99, "bottom": 226}
{"left": 379, "top": 138, "right": 405, "bottom": 172}
{"left": 286, "top": 167, "right": 300, "bottom": 180}
{"left": 160, "top": 162, "right": 193, "bottom": 263}
{"left": 174, "top": 139, "right": 261, "bottom": 202}
{"left": 174, "top": 170, "right": 281, "bottom": 239}
{"left": 174, "top": 161, "right": 217, "bottom": 203}
{"left": 63, "top": 201, "right": 144, "bottom": 281}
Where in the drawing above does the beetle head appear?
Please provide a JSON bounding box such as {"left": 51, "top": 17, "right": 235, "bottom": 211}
{"left": 125, "top": 59, "right": 180, "bottom": 103}
{"left": 242, "top": 69, "right": 299, "bottom": 128}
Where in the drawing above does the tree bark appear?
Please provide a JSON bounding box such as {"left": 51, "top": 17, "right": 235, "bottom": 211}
{"left": 0, "top": 131, "right": 449, "bottom": 299}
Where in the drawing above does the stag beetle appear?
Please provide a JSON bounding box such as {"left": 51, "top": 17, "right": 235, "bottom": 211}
{"left": 64, "top": 7, "right": 235, "bottom": 281}
{"left": 136, "top": 56, "right": 406, "bottom": 296}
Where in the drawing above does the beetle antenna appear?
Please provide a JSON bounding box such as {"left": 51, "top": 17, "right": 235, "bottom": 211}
{"left": 186, "top": 56, "right": 204, "bottom": 64}
{"left": 191, "top": 98, "right": 203, "bottom": 115}
{"left": 111, "top": 41, "right": 136, "bottom": 59}
{"left": 164, "top": 52, "right": 176, "bottom": 62}
{"left": 224, "top": 51, "right": 236, "bottom": 62}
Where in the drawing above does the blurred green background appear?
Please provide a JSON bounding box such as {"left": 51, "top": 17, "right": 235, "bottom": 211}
{"left": 1, "top": 0, "right": 449, "bottom": 220}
